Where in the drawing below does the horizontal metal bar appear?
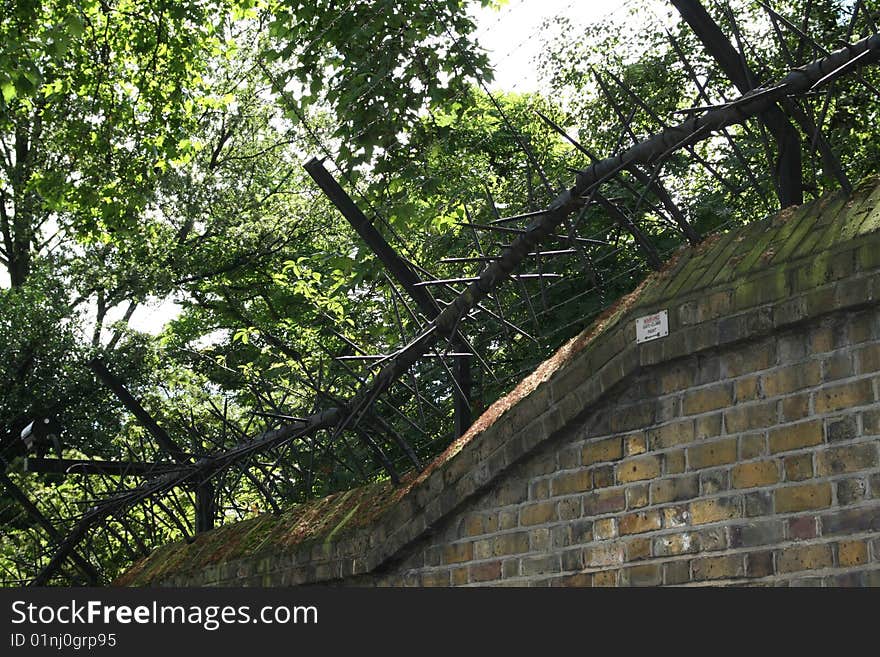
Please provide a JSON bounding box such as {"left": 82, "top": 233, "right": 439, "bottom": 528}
{"left": 24, "top": 458, "right": 181, "bottom": 477}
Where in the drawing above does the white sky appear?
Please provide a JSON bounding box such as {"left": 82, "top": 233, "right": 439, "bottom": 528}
{"left": 4, "top": 0, "right": 657, "bottom": 337}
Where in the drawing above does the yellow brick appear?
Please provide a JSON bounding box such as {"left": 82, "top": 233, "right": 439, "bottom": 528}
{"left": 616, "top": 455, "right": 661, "bottom": 483}
{"left": 593, "top": 518, "right": 617, "bottom": 541}
{"left": 443, "top": 542, "right": 473, "bottom": 564}
{"left": 777, "top": 543, "right": 833, "bottom": 573}
{"left": 665, "top": 449, "right": 687, "bottom": 474}
{"left": 762, "top": 361, "right": 821, "bottom": 397}
{"left": 551, "top": 470, "right": 593, "bottom": 496}
{"left": 647, "top": 420, "right": 695, "bottom": 450}
{"left": 838, "top": 540, "right": 869, "bottom": 566}
{"left": 692, "top": 554, "right": 744, "bottom": 581}
{"left": 592, "top": 570, "right": 619, "bottom": 587}
{"left": 683, "top": 384, "right": 734, "bottom": 416}
{"left": 625, "top": 537, "right": 651, "bottom": 561}
{"left": 735, "top": 376, "right": 761, "bottom": 402}
{"left": 625, "top": 433, "right": 647, "bottom": 456}
{"left": 731, "top": 460, "right": 780, "bottom": 489}
{"left": 492, "top": 532, "right": 530, "bottom": 557}
{"left": 783, "top": 453, "right": 814, "bottom": 481}
{"left": 583, "top": 437, "right": 623, "bottom": 466}
{"left": 769, "top": 420, "right": 823, "bottom": 454}
{"left": 618, "top": 510, "right": 662, "bottom": 535}
{"left": 725, "top": 402, "right": 777, "bottom": 433}
{"left": 519, "top": 501, "right": 556, "bottom": 526}
{"left": 688, "top": 438, "right": 738, "bottom": 470}
{"left": 774, "top": 483, "right": 832, "bottom": 513}
{"left": 816, "top": 443, "right": 878, "bottom": 476}
{"left": 814, "top": 379, "right": 874, "bottom": 413}
{"left": 690, "top": 497, "right": 741, "bottom": 525}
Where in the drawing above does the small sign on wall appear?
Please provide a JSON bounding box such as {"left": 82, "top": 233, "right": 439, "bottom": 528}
{"left": 636, "top": 309, "right": 669, "bottom": 344}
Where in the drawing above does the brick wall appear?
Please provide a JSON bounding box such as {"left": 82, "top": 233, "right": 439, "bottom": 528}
{"left": 366, "top": 308, "right": 880, "bottom": 586}
{"left": 117, "top": 179, "right": 880, "bottom": 587}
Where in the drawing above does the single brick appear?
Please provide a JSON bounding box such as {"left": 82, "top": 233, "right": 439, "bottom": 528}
{"left": 728, "top": 519, "right": 785, "bottom": 548}
{"left": 616, "top": 454, "right": 662, "bottom": 483}
{"left": 571, "top": 519, "right": 593, "bottom": 545}
{"left": 557, "top": 497, "right": 581, "bottom": 520}
{"left": 451, "top": 567, "right": 469, "bottom": 586}
{"left": 664, "top": 561, "right": 691, "bottom": 585}
{"left": 814, "top": 379, "right": 874, "bottom": 413}
{"left": 746, "top": 551, "right": 774, "bottom": 578}
{"left": 469, "top": 561, "right": 502, "bottom": 583}
{"left": 618, "top": 510, "right": 662, "bottom": 535}
{"left": 722, "top": 343, "right": 775, "bottom": 377}
{"left": 863, "top": 409, "right": 880, "bottom": 435}
{"left": 443, "top": 542, "right": 473, "bottom": 564}
{"left": 664, "top": 449, "right": 687, "bottom": 474}
{"left": 551, "top": 470, "right": 594, "bottom": 497}
{"left": 654, "top": 531, "right": 700, "bottom": 557}
{"left": 650, "top": 475, "right": 699, "bottom": 504}
{"left": 836, "top": 477, "right": 868, "bottom": 505}
{"left": 695, "top": 413, "right": 723, "bottom": 440}
{"left": 552, "top": 572, "right": 593, "bottom": 587}
{"left": 492, "top": 532, "right": 530, "bottom": 557}
{"left": 788, "top": 516, "right": 818, "bottom": 540}
{"left": 821, "top": 505, "right": 880, "bottom": 535}
{"left": 690, "top": 496, "right": 741, "bottom": 525}
{"left": 732, "top": 460, "right": 780, "bottom": 489}
{"left": 592, "top": 570, "right": 619, "bottom": 587}
{"left": 769, "top": 420, "right": 823, "bottom": 454}
{"left": 816, "top": 442, "right": 878, "bottom": 476}
{"left": 619, "top": 563, "right": 662, "bottom": 586}
{"left": 783, "top": 453, "right": 814, "bottom": 481}
{"left": 421, "top": 571, "right": 452, "bottom": 587}
{"left": 826, "top": 416, "right": 858, "bottom": 443}
{"left": 519, "top": 501, "right": 557, "bottom": 526}
{"left": 529, "top": 480, "right": 550, "bottom": 501}
{"left": 762, "top": 361, "right": 821, "bottom": 397}
{"left": 683, "top": 384, "right": 734, "bottom": 416}
{"left": 688, "top": 438, "right": 738, "bottom": 470}
{"left": 582, "top": 436, "right": 623, "bottom": 466}
{"left": 838, "top": 540, "right": 869, "bottom": 566}
{"left": 725, "top": 401, "right": 777, "bottom": 433}
{"left": 592, "top": 465, "right": 615, "bottom": 489}
{"left": 776, "top": 543, "right": 833, "bottom": 573}
{"left": 781, "top": 393, "right": 811, "bottom": 422}
{"left": 660, "top": 365, "right": 695, "bottom": 393}
{"left": 735, "top": 376, "right": 761, "bottom": 403}
{"left": 530, "top": 528, "right": 551, "bottom": 552}
{"left": 626, "top": 484, "right": 649, "bottom": 509}
{"left": 583, "top": 489, "right": 626, "bottom": 516}
{"left": 744, "top": 490, "right": 773, "bottom": 517}
{"left": 521, "top": 555, "right": 560, "bottom": 577}
{"left": 691, "top": 554, "right": 744, "bottom": 581}
{"left": 739, "top": 433, "right": 766, "bottom": 459}
{"left": 857, "top": 343, "right": 880, "bottom": 373}
{"left": 774, "top": 483, "right": 833, "bottom": 513}
{"left": 561, "top": 548, "right": 584, "bottom": 572}
{"left": 624, "top": 433, "right": 647, "bottom": 456}
{"left": 647, "top": 420, "right": 695, "bottom": 450}
{"left": 699, "top": 469, "right": 729, "bottom": 495}
{"left": 593, "top": 517, "right": 617, "bottom": 541}
{"left": 461, "top": 513, "right": 497, "bottom": 537}
{"left": 625, "top": 537, "right": 651, "bottom": 562}
{"left": 584, "top": 543, "right": 625, "bottom": 568}
{"left": 663, "top": 505, "right": 690, "bottom": 528}
{"left": 823, "top": 353, "right": 853, "bottom": 381}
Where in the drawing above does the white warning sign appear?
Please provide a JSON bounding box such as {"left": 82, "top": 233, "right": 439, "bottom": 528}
{"left": 636, "top": 309, "right": 669, "bottom": 344}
